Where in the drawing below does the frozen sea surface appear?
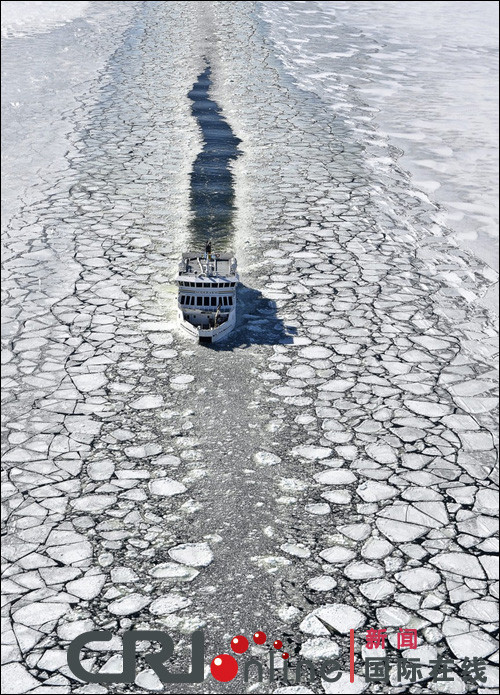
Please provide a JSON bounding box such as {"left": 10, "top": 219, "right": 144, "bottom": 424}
{"left": 1, "top": 1, "right": 90, "bottom": 37}
{"left": 261, "top": 0, "right": 499, "bottom": 306}
{"left": 1, "top": 2, "right": 498, "bottom": 693}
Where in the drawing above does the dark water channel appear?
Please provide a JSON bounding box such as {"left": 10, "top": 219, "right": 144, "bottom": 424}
{"left": 188, "top": 64, "right": 241, "bottom": 250}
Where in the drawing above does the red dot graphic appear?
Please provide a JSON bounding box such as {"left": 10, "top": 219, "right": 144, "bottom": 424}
{"left": 253, "top": 631, "right": 266, "bottom": 645}
{"left": 273, "top": 639, "right": 283, "bottom": 650}
{"left": 231, "top": 635, "right": 249, "bottom": 654}
{"left": 210, "top": 654, "right": 238, "bottom": 682}
{"left": 282, "top": 652, "right": 290, "bottom": 660}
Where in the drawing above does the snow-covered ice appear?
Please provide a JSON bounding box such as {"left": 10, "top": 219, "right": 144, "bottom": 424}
{"left": 1, "top": 1, "right": 90, "bottom": 38}
{"left": 1, "top": 1, "right": 498, "bottom": 692}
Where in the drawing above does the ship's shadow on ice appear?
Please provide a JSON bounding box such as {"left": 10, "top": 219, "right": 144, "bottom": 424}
{"left": 203, "top": 284, "right": 297, "bottom": 350}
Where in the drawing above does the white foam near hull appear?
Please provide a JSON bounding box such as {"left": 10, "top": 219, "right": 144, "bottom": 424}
{"left": 177, "top": 308, "right": 236, "bottom": 343}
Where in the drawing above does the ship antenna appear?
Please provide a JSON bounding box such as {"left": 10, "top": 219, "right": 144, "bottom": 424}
{"left": 205, "top": 238, "right": 212, "bottom": 273}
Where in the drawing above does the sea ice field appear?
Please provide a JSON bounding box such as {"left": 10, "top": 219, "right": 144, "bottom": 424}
{"left": 1, "top": 2, "right": 499, "bottom": 693}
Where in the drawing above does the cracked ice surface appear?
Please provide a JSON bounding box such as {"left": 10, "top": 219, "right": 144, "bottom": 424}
{"left": 210, "top": 0, "right": 498, "bottom": 690}
{"left": 1, "top": 1, "right": 499, "bottom": 694}
{"left": 261, "top": 1, "right": 500, "bottom": 304}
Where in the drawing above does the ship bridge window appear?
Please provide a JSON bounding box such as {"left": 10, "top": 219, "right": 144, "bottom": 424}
{"left": 204, "top": 296, "right": 210, "bottom": 306}
{"left": 196, "top": 282, "right": 202, "bottom": 287}
{"left": 196, "top": 296, "right": 202, "bottom": 306}
{"left": 180, "top": 295, "right": 185, "bottom": 304}
{"left": 228, "top": 296, "right": 233, "bottom": 305}
{"left": 211, "top": 297, "right": 217, "bottom": 306}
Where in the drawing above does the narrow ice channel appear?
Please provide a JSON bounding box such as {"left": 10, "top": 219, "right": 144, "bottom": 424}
{"left": 188, "top": 64, "right": 241, "bottom": 250}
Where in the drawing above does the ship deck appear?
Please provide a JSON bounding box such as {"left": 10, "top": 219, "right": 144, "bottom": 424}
{"left": 179, "top": 252, "right": 236, "bottom": 279}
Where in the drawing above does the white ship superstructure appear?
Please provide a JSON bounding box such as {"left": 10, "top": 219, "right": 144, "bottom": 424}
{"left": 176, "top": 248, "right": 239, "bottom": 343}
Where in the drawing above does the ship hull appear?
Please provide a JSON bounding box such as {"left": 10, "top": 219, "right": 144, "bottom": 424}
{"left": 177, "top": 308, "right": 236, "bottom": 344}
